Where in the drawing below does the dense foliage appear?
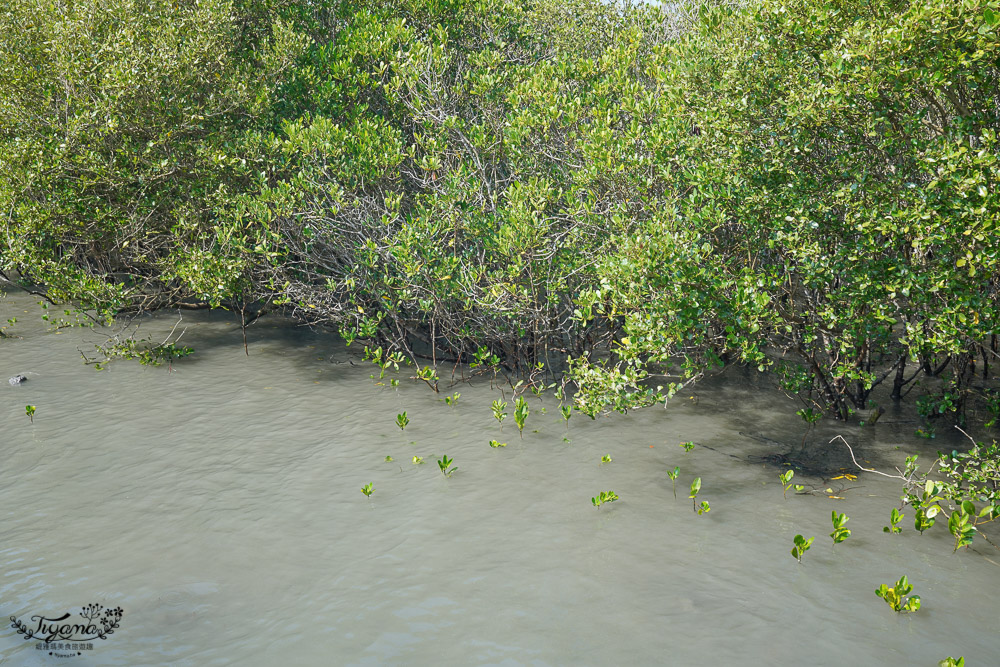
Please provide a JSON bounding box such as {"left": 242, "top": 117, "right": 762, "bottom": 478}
{"left": 2, "top": 0, "right": 998, "bottom": 425}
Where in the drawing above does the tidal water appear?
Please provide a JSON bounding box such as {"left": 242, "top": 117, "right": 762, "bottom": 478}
{"left": 1, "top": 286, "right": 997, "bottom": 666}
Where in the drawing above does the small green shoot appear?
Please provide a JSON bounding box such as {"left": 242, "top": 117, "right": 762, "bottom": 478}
{"left": 939, "top": 658, "right": 965, "bottom": 667}
{"left": 600, "top": 454, "right": 612, "bottom": 464}
{"left": 489, "top": 439, "right": 507, "bottom": 448}
{"left": 697, "top": 501, "right": 711, "bottom": 515}
{"left": 444, "top": 392, "right": 461, "bottom": 406}
{"left": 679, "top": 441, "right": 695, "bottom": 453}
{"left": 560, "top": 404, "right": 572, "bottom": 424}
{"left": 395, "top": 412, "right": 409, "bottom": 430}
{"left": 875, "top": 576, "right": 921, "bottom": 613}
{"left": 25, "top": 405, "right": 35, "bottom": 423}
{"left": 791, "top": 534, "right": 813, "bottom": 563}
{"left": 361, "top": 482, "right": 374, "bottom": 497}
{"left": 491, "top": 399, "right": 507, "bottom": 429}
{"left": 884, "top": 507, "right": 903, "bottom": 534}
{"left": 689, "top": 477, "right": 702, "bottom": 513}
{"left": 438, "top": 454, "right": 457, "bottom": 477}
{"left": 667, "top": 467, "right": 680, "bottom": 499}
{"left": 830, "top": 511, "right": 851, "bottom": 544}
{"left": 779, "top": 469, "right": 794, "bottom": 499}
{"left": 514, "top": 396, "right": 529, "bottom": 438}
{"left": 591, "top": 491, "right": 619, "bottom": 509}
{"left": 384, "top": 456, "right": 394, "bottom": 462}
{"left": 412, "top": 455, "right": 425, "bottom": 465}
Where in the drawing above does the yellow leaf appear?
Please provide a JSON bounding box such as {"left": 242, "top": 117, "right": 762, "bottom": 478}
{"left": 828, "top": 495, "right": 845, "bottom": 500}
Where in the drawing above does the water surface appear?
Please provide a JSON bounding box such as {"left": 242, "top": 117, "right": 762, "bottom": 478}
{"left": 1, "top": 288, "right": 996, "bottom": 665}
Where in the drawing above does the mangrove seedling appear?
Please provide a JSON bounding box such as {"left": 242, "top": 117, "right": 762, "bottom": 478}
{"left": 667, "top": 467, "right": 680, "bottom": 499}
{"left": 791, "top": 534, "right": 814, "bottom": 563}
{"left": 601, "top": 454, "right": 612, "bottom": 464}
{"left": 438, "top": 455, "right": 457, "bottom": 477}
{"left": 491, "top": 399, "right": 508, "bottom": 429}
{"left": 592, "top": 491, "right": 619, "bottom": 509}
{"left": 514, "top": 396, "right": 529, "bottom": 439}
{"left": 884, "top": 507, "right": 904, "bottom": 534}
{"left": 875, "top": 576, "right": 921, "bottom": 613}
{"left": 25, "top": 405, "right": 35, "bottom": 423}
{"left": 384, "top": 456, "right": 394, "bottom": 462}
{"left": 560, "top": 404, "right": 572, "bottom": 425}
{"left": 830, "top": 511, "right": 851, "bottom": 544}
{"left": 444, "top": 392, "right": 461, "bottom": 407}
{"left": 395, "top": 412, "right": 409, "bottom": 430}
{"left": 412, "top": 456, "right": 424, "bottom": 465}
{"left": 796, "top": 407, "right": 822, "bottom": 451}
{"left": 697, "top": 501, "right": 711, "bottom": 515}
{"left": 489, "top": 439, "right": 507, "bottom": 448}
{"left": 689, "top": 477, "right": 702, "bottom": 513}
{"left": 779, "top": 469, "right": 795, "bottom": 499}
{"left": 679, "top": 441, "right": 695, "bottom": 453}
{"left": 361, "top": 482, "right": 374, "bottom": 497}
{"left": 939, "top": 658, "right": 965, "bottom": 667}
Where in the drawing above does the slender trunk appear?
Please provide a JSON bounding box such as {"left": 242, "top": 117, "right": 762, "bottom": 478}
{"left": 891, "top": 354, "right": 906, "bottom": 401}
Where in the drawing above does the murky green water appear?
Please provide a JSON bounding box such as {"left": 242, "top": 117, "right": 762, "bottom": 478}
{"left": 1, "top": 287, "right": 997, "bottom": 666}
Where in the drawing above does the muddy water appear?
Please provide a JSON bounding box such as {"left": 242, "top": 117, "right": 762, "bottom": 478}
{"left": 0, "top": 287, "right": 997, "bottom": 666}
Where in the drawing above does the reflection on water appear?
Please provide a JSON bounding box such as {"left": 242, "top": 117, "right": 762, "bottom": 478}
{"left": 0, "top": 288, "right": 997, "bottom": 665}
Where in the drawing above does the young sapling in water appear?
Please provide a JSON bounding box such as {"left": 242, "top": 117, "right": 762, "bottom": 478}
{"left": 514, "top": 396, "right": 529, "bottom": 439}
{"left": 689, "top": 477, "right": 702, "bottom": 513}
{"left": 884, "top": 507, "right": 904, "bottom": 534}
{"left": 790, "top": 534, "right": 813, "bottom": 563}
{"left": 830, "top": 511, "right": 851, "bottom": 544}
{"left": 667, "top": 467, "right": 680, "bottom": 499}
{"left": 438, "top": 455, "right": 457, "bottom": 477}
{"left": 875, "top": 576, "right": 920, "bottom": 613}
{"left": 779, "top": 469, "right": 794, "bottom": 499}
{"left": 592, "top": 491, "right": 619, "bottom": 509}
{"left": 491, "top": 399, "right": 507, "bottom": 430}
